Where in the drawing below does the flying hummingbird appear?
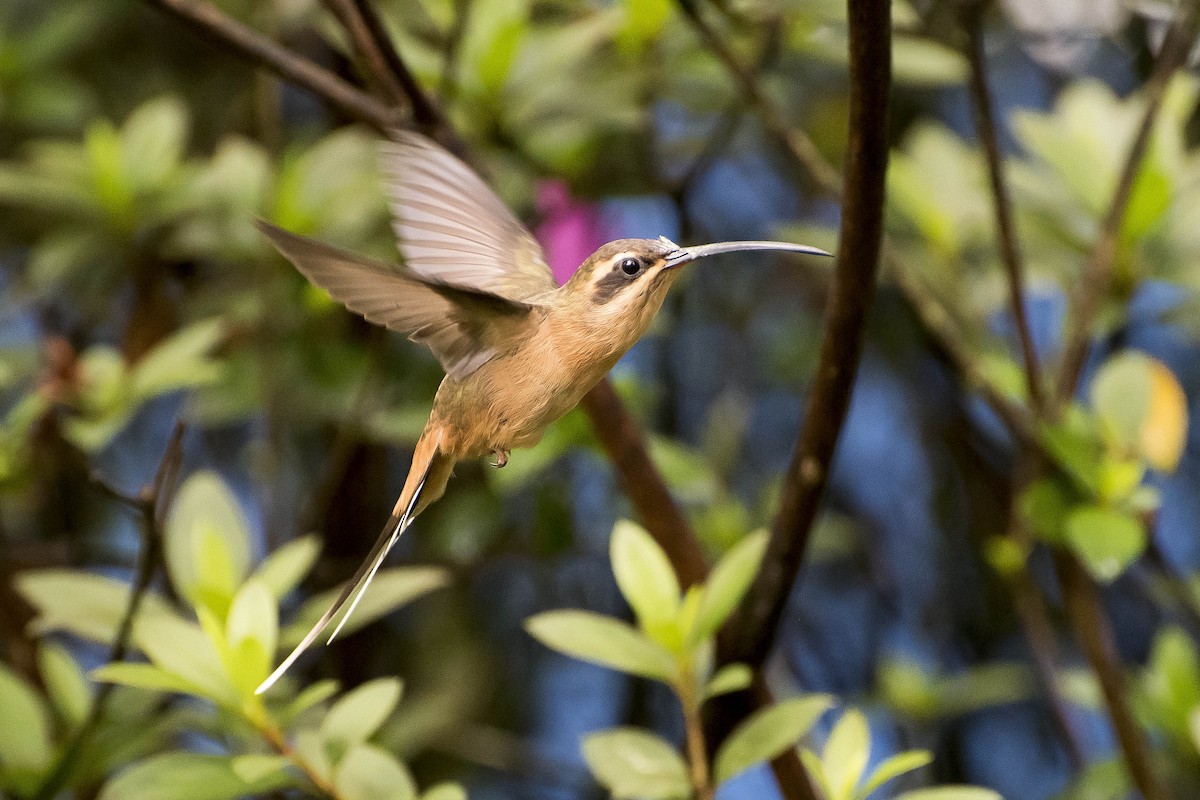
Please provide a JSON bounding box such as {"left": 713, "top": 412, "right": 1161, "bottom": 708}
{"left": 255, "top": 131, "right": 829, "bottom": 692}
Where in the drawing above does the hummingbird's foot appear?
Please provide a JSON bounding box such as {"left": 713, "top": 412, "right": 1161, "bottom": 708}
{"left": 490, "top": 449, "right": 509, "bottom": 468}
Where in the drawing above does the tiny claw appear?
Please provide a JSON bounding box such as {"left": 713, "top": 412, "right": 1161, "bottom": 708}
{"left": 490, "top": 449, "right": 509, "bottom": 468}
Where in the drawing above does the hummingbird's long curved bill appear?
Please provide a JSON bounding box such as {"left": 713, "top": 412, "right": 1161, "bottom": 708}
{"left": 664, "top": 240, "right": 831, "bottom": 267}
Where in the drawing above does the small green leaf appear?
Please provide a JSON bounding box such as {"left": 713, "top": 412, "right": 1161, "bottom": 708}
{"left": 0, "top": 662, "right": 52, "bottom": 774}
{"left": 1064, "top": 505, "right": 1146, "bottom": 583}
{"left": 294, "top": 729, "right": 332, "bottom": 784}
{"left": 225, "top": 579, "right": 278, "bottom": 692}
{"left": 714, "top": 694, "right": 834, "bottom": 783}
{"left": 824, "top": 709, "right": 870, "bottom": 800}
{"left": 165, "top": 471, "right": 251, "bottom": 615}
{"left": 860, "top": 750, "right": 933, "bottom": 799}
{"left": 97, "top": 752, "right": 292, "bottom": 800}
{"left": 692, "top": 531, "right": 769, "bottom": 643}
{"left": 283, "top": 679, "right": 341, "bottom": 725}
{"left": 321, "top": 678, "right": 403, "bottom": 752}
{"left": 800, "top": 748, "right": 832, "bottom": 799}
{"left": 610, "top": 520, "right": 681, "bottom": 627}
{"left": 581, "top": 727, "right": 690, "bottom": 800}
{"left": 254, "top": 535, "right": 321, "bottom": 599}
{"left": 91, "top": 662, "right": 206, "bottom": 695}
{"left": 130, "top": 318, "right": 225, "bottom": 401}
{"left": 282, "top": 567, "right": 449, "bottom": 646}
{"left": 525, "top": 610, "right": 677, "bottom": 682}
{"left": 15, "top": 569, "right": 174, "bottom": 645}
{"left": 1018, "top": 478, "right": 1072, "bottom": 544}
{"left": 705, "top": 663, "right": 753, "bottom": 699}
{"left": 894, "top": 788, "right": 1002, "bottom": 800}
{"left": 230, "top": 754, "right": 292, "bottom": 784}
{"left": 37, "top": 642, "right": 92, "bottom": 729}
{"left": 1091, "top": 352, "right": 1154, "bottom": 453}
{"left": 421, "top": 783, "right": 468, "bottom": 800}
{"left": 333, "top": 743, "right": 417, "bottom": 800}
{"left": 133, "top": 615, "right": 238, "bottom": 706}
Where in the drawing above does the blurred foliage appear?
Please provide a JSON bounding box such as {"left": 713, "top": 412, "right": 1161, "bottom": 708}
{"left": 0, "top": 0, "right": 1199, "bottom": 799}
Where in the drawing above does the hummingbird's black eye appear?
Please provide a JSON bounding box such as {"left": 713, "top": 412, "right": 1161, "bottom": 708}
{"left": 619, "top": 257, "right": 642, "bottom": 275}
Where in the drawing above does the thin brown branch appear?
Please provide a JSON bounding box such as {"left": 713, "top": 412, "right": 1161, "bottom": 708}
{"left": 962, "top": 1, "right": 1043, "bottom": 412}
{"left": 1056, "top": 553, "right": 1167, "bottom": 800}
{"left": 678, "top": 0, "right": 843, "bottom": 196}
{"left": 579, "top": 381, "right": 708, "bottom": 587}
{"left": 438, "top": 0, "right": 472, "bottom": 105}
{"left": 1054, "top": 3, "right": 1200, "bottom": 404}
{"left": 347, "top": 0, "right": 448, "bottom": 132}
{"left": 142, "top": 0, "right": 398, "bottom": 132}
{"left": 32, "top": 421, "right": 187, "bottom": 800}
{"left": 322, "top": 0, "right": 410, "bottom": 108}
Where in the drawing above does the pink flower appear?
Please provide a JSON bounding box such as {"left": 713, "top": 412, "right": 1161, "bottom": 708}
{"left": 534, "top": 180, "right": 606, "bottom": 285}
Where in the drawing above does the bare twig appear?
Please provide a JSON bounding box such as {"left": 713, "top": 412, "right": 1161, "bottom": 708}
{"left": 143, "top": 0, "right": 398, "bottom": 131}
{"left": 438, "top": 0, "right": 473, "bottom": 105}
{"left": 322, "top": 0, "right": 410, "bottom": 108}
{"left": 961, "top": 0, "right": 1043, "bottom": 412}
{"left": 31, "top": 422, "right": 187, "bottom": 800}
{"left": 1054, "top": 3, "right": 1200, "bottom": 404}
{"left": 348, "top": 0, "right": 448, "bottom": 132}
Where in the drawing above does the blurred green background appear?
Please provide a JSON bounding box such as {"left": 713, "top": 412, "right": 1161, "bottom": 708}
{"left": 2, "top": 1, "right": 1200, "bottom": 799}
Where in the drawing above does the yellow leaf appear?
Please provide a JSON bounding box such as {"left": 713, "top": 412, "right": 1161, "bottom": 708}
{"left": 1141, "top": 360, "right": 1188, "bottom": 472}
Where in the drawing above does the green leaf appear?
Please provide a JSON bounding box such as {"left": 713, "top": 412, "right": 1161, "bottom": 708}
{"left": 133, "top": 615, "right": 239, "bottom": 706}
{"left": 525, "top": 610, "right": 677, "bottom": 682}
{"left": 421, "top": 783, "right": 468, "bottom": 800}
{"left": 97, "top": 752, "right": 292, "bottom": 800}
{"left": 119, "top": 95, "right": 188, "bottom": 193}
{"left": 581, "top": 727, "right": 690, "bottom": 800}
{"left": 164, "top": 470, "right": 251, "bottom": 616}
{"left": 225, "top": 579, "right": 278, "bottom": 692}
{"left": 895, "top": 788, "right": 1002, "bottom": 800}
{"left": 1018, "top": 478, "right": 1072, "bottom": 545}
{"left": 610, "top": 519, "right": 681, "bottom": 628}
{"left": 0, "top": 662, "right": 52, "bottom": 773}
{"left": 1091, "top": 352, "right": 1153, "bottom": 453}
{"left": 14, "top": 569, "right": 176, "bottom": 645}
{"left": 254, "top": 535, "right": 321, "bottom": 599}
{"left": 860, "top": 750, "right": 933, "bottom": 799}
{"left": 91, "top": 662, "right": 207, "bottom": 696}
{"left": 333, "top": 743, "right": 417, "bottom": 800}
{"left": 37, "top": 643, "right": 91, "bottom": 728}
{"left": 801, "top": 748, "right": 832, "bottom": 799}
{"left": 283, "top": 679, "right": 341, "bottom": 725}
{"left": 321, "top": 678, "right": 403, "bottom": 753}
{"left": 294, "top": 729, "right": 332, "bottom": 784}
{"left": 891, "top": 37, "right": 968, "bottom": 86}
{"left": 714, "top": 694, "right": 834, "bottom": 783}
{"left": 1145, "top": 627, "right": 1200, "bottom": 737}
{"left": 705, "top": 663, "right": 753, "bottom": 699}
{"left": 130, "top": 318, "right": 225, "bottom": 401}
{"left": 692, "top": 531, "right": 769, "bottom": 643}
{"left": 230, "top": 754, "right": 292, "bottom": 784}
{"left": 824, "top": 709, "right": 870, "bottom": 800}
{"left": 1064, "top": 505, "right": 1146, "bottom": 583}
{"left": 282, "top": 567, "right": 450, "bottom": 646}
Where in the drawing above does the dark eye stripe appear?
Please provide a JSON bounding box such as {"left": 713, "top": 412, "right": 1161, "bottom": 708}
{"left": 591, "top": 257, "right": 649, "bottom": 305}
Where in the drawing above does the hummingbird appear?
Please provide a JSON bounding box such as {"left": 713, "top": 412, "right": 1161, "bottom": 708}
{"left": 255, "top": 131, "right": 829, "bottom": 693}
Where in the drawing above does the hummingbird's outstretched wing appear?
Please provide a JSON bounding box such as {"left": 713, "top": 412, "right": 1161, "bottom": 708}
{"left": 257, "top": 220, "right": 542, "bottom": 379}
{"left": 380, "top": 131, "right": 557, "bottom": 302}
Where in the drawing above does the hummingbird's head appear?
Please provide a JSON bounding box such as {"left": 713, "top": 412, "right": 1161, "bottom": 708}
{"left": 568, "top": 235, "right": 829, "bottom": 317}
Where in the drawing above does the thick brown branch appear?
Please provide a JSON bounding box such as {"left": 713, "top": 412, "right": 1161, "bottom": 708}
{"left": 143, "top": 0, "right": 398, "bottom": 132}
{"left": 722, "top": 0, "right": 890, "bottom": 670}
{"left": 1054, "top": 3, "right": 1200, "bottom": 403}
{"left": 580, "top": 381, "right": 708, "bottom": 587}
{"left": 962, "top": 1, "right": 1043, "bottom": 412}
